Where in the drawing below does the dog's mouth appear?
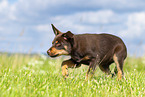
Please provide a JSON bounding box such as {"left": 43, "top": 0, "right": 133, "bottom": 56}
{"left": 49, "top": 54, "right": 59, "bottom": 57}
{"left": 47, "top": 50, "right": 59, "bottom": 57}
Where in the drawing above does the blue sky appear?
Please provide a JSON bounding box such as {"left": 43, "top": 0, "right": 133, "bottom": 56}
{"left": 0, "top": 0, "right": 145, "bottom": 56}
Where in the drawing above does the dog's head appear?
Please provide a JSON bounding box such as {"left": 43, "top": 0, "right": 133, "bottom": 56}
{"left": 47, "top": 24, "right": 74, "bottom": 57}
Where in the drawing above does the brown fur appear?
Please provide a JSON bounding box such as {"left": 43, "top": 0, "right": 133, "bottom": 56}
{"left": 47, "top": 24, "right": 127, "bottom": 80}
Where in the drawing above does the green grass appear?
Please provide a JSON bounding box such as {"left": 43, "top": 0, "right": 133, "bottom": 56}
{"left": 0, "top": 53, "right": 145, "bottom": 97}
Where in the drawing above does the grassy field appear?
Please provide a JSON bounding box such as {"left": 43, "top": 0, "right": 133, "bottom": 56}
{"left": 0, "top": 53, "right": 145, "bottom": 97}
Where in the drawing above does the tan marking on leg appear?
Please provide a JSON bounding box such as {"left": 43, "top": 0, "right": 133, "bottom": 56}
{"left": 86, "top": 74, "right": 88, "bottom": 80}
{"left": 118, "top": 70, "right": 123, "bottom": 80}
{"left": 86, "top": 68, "right": 94, "bottom": 80}
{"left": 113, "top": 54, "right": 123, "bottom": 80}
{"left": 61, "top": 60, "right": 78, "bottom": 78}
{"left": 80, "top": 56, "right": 90, "bottom": 61}
{"left": 86, "top": 68, "right": 90, "bottom": 80}
{"left": 62, "top": 65, "right": 69, "bottom": 78}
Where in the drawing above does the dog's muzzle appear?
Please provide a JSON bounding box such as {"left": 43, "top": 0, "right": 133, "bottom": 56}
{"left": 47, "top": 48, "right": 59, "bottom": 57}
{"left": 47, "top": 49, "right": 50, "bottom": 53}
{"left": 47, "top": 50, "right": 50, "bottom": 55}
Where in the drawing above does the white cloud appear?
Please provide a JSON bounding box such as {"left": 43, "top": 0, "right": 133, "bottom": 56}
{"left": 81, "top": 10, "right": 114, "bottom": 24}
{"left": 0, "top": 27, "right": 3, "bottom": 31}
{"left": 33, "top": 10, "right": 145, "bottom": 40}
{"left": 0, "top": 0, "right": 8, "bottom": 11}
{"left": 2, "top": 0, "right": 144, "bottom": 24}
{"left": 0, "top": 0, "right": 9, "bottom": 22}
{"left": 119, "top": 12, "right": 145, "bottom": 39}
{"left": 49, "top": 10, "right": 127, "bottom": 34}
{"left": 0, "top": 0, "right": 17, "bottom": 22}
{"left": 35, "top": 24, "right": 50, "bottom": 32}
{"left": 143, "top": 45, "right": 145, "bottom": 53}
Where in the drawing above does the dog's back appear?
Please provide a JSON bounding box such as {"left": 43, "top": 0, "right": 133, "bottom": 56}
{"left": 71, "top": 33, "right": 127, "bottom": 66}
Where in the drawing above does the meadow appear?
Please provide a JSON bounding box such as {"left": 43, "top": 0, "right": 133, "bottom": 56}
{"left": 0, "top": 53, "right": 145, "bottom": 97}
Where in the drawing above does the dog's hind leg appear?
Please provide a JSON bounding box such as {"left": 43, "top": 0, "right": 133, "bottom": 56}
{"left": 113, "top": 54, "right": 124, "bottom": 80}
{"left": 99, "top": 65, "right": 117, "bottom": 78}
{"left": 99, "top": 65, "right": 111, "bottom": 75}
{"left": 61, "top": 59, "right": 81, "bottom": 79}
{"left": 112, "top": 66, "right": 118, "bottom": 77}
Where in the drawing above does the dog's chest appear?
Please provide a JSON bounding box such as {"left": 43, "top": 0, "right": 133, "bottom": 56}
{"left": 70, "top": 52, "right": 90, "bottom": 65}
{"left": 71, "top": 52, "right": 81, "bottom": 62}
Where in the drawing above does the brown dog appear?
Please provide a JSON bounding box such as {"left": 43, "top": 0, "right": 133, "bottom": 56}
{"left": 47, "top": 24, "right": 127, "bottom": 80}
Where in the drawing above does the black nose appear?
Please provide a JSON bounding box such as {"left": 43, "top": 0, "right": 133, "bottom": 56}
{"left": 47, "top": 50, "right": 50, "bottom": 55}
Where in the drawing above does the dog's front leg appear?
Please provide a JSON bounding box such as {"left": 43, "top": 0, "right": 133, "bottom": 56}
{"left": 61, "top": 59, "right": 81, "bottom": 79}
{"left": 86, "top": 58, "right": 99, "bottom": 80}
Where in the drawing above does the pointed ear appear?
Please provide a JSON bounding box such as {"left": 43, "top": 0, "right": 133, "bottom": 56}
{"left": 51, "top": 24, "right": 62, "bottom": 36}
{"left": 62, "top": 31, "right": 74, "bottom": 40}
